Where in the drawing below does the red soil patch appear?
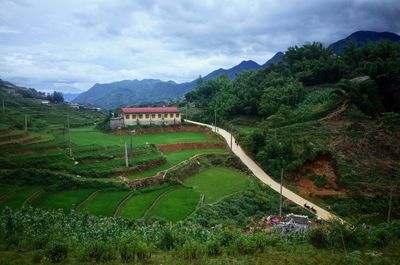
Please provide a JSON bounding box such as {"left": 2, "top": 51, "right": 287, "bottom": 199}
{"left": 289, "top": 155, "right": 346, "bottom": 197}
{"left": 157, "top": 142, "right": 226, "bottom": 152}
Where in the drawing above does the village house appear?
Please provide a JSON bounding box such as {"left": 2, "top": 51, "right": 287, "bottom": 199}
{"left": 121, "top": 107, "right": 181, "bottom": 126}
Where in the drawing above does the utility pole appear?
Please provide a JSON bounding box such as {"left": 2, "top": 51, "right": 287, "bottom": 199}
{"left": 279, "top": 166, "right": 283, "bottom": 217}
{"left": 125, "top": 142, "right": 129, "bottom": 167}
{"left": 186, "top": 103, "right": 188, "bottom": 121}
{"left": 388, "top": 181, "right": 393, "bottom": 223}
{"left": 67, "top": 113, "right": 72, "bottom": 156}
{"left": 214, "top": 108, "right": 217, "bottom": 132}
{"left": 24, "top": 114, "right": 28, "bottom": 132}
{"left": 230, "top": 124, "right": 233, "bottom": 149}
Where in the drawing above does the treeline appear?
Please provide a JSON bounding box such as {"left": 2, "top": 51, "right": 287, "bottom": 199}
{"left": 186, "top": 40, "right": 400, "bottom": 121}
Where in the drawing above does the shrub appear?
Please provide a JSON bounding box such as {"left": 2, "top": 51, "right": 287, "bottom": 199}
{"left": 45, "top": 242, "right": 68, "bottom": 263}
{"left": 159, "top": 229, "right": 175, "bottom": 250}
{"left": 178, "top": 240, "right": 205, "bottom": 260}
{"left": 119, "top": 241, "right": 136, "bottom": 263}
{"left": 308, "top": 227, "right": 328, "bottom": 248}
{"left": 136, "top": 241, "right": 151, "bottom": 262}
{"left": 206, "top": 240, "right": 222, "bottom": 256}
{"left": 78, "top": 241, "right": 116, "bottom": 262}
{"left": 310, "top": 174, "right": 328, "bottom": 187}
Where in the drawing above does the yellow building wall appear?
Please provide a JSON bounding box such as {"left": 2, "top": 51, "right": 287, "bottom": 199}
{"left": 123, "top": 113, "right": 181, "bottom": 125}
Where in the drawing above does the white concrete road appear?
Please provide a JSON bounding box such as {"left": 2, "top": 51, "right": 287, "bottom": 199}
{"left": 186, "top": 119, "right": 342, "bottom": 222}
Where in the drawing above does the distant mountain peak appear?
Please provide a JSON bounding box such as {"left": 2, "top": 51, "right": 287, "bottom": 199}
{"left": 329, "top": 30, "right": 400, "bottom": 54}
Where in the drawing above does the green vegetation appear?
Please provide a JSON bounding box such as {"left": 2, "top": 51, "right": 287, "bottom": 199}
{"left": 1, "top": 208, "right": 399, "bottom": 264}
{"left": 186, "top": 40, "right": 400, "bottom": 223}
{"left": 71, "top": 127, "right": 219, "bottom": 147}
{"left": 120, "top": 186, "right": 174, "bottom": 219}
{"left": 0, "top": 186, "right": 41, "bottom": 210}
{"left": 310, "top": 174, "right": 328, "bottom": 188}
{"left": 129, "top": 148, "right": 226, "bottom": 179}
{"left": 148, "top": 188, "right": 200, "bottom": 222}
{"left": 184, "top": 167, "right": 250, "bottom": 203}
{"left": 83, "top": 190, "right": 130, "bottom": 216}
{"left": 33, "top": 189, "right": 97, "bottom": 211}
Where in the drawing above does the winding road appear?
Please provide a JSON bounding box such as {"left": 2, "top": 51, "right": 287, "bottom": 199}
{"left": 186, "top": 119, "right": 341, "bottom": 222}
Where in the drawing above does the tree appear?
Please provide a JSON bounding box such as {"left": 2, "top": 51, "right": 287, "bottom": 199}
{"left": 47, "top": 91, "right": 64, "bottom": 103}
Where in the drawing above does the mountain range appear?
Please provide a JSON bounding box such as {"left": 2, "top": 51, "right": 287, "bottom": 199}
{"left": 70, "top": 31, "right": 398, "bottom": 109}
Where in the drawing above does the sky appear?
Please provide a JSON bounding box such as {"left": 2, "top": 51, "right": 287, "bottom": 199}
{"left": 0, "top": 0, "right": 399, "bottom": 93}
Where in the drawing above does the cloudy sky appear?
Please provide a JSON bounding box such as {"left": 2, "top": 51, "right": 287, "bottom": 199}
{"left": 0, "top": 0, "right": 399, "bottom": 93}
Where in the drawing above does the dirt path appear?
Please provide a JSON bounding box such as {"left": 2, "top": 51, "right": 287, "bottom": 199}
{"left": 186, "top": 119, "right": 343, "bottom": 222}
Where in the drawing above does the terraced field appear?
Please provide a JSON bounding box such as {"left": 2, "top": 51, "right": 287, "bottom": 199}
{"left": 82, "top": 190, "right": 130, "bottom": 216}
{"left": 128, "top": 148, "right": 226, "bottom": 179}
{"left": 184, "top": 167, "right": 250, "bottom": 203}
{"left": 33, "top": 189, "right": 97, "bottom": 211}
{"left": 70, "top": 127, "right": 220, "bottom": 147}
{"left": 119, "top": 186, "right": 175, "bottom": 219}
{"left": 0, "top": 186, "right": 42, "bottom": 210}
{"left": 148, "top": 188, "right": 200, "bottom": 222}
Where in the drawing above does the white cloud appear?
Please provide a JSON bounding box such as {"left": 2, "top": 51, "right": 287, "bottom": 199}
{"left": 0, "top": 0, "right": 399, "bottom": 93}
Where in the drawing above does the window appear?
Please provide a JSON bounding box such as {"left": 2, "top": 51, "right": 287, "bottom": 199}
{"left": 145, "top": 114, "right": 149, "bottom": 118}
{"left": 158, "top": 114, "right": 161, "bottom": 118}
{"left": 139, "top": 114, "right": 143, "bottom": 119}
{"left": 152, "top": 114, "right": 155, "bottom": 118}
{"left": 132, "top": 114, "right": 136, "bottom": 119}
{"left": 170, "top": 113, "right": 173, "bottom": 118}
{"left": 176, "top": 113, "right": 180, "bottom": 118}
{"left": 125, "top": 114, "right": 130, "bottom": 119}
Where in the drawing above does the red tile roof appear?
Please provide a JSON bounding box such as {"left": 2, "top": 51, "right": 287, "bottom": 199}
{"left": 121, "top": 107, "right": 180, "bottom": 114}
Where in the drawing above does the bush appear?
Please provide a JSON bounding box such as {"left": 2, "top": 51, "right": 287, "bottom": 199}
{"left": 310, "top": 174, "right": 328, "bottom": 187}
{"left": 178, "top": 240, "right": 205, "bottom": 260}
{"left": 78, "top": 241, "right": 116, "bottom": 262}
{"left": 159, "top": 229, "right": 175, "bottom": 250}
{"left": 45, "top": 242, "right": 68, "bottom": 263}
{"left": 136, "top": 241, "right": 151, "bottom": 262}
{"left": 206, "top": 240, "right": 222, "bottom": 256}
{"left": 119, "top": 240, "right": 136, "bottom": 263}
{"left": 308, "top": 227, "right": 328, "bottom": 248}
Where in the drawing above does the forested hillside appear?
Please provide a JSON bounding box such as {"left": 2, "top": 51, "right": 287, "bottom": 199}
{"left": 186, "top": 40, "right": 400, "bottom": 223}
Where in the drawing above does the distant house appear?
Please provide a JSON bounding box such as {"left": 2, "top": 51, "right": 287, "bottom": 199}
{"left": 121, "top": 107, "right": 181, "bottom": 126}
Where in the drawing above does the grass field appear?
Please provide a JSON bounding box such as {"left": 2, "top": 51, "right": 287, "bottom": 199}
{"left": 83, "top": 190, "right": 130, "bottom": 216}
{"left": 0, "top": 186, "right": 41, "bottom": 210}
{"left": 34, "top": 189, "right": 97, "bottom": 211}
{"left": 119, "top": 186, "right": 174, "bottom": 219}
{"left": 0, "top": 186, "right": 15, "bottom": 197}
{"left": 148, "top": 188, "right": 200, "bottom": 222}
{"left": 128, "top": 148, "right": 226, "bottom": 179}
{"left": 184, "top": 167, "right": 250, "bottom": 203}
{"left": 70, "top": 127, "right": 220, "bottom": 147}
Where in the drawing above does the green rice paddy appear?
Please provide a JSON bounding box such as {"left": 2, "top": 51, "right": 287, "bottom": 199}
{"left": 148, "top": 188, "right": 200, "bottom": 222}
{"left": 119, "top": 186, "right": 174, "bottom": 219}
{"left": 70, "top": 127, "right": 220, "bottom": 147}
{"left": 184, "top": 167, "right": 250, "bottom": 203}
{"left": 33, "top": 189, "right": 97, "bottom": 211}
{"left": 128, "top": 148, "right": 226, "bottom": 179}
{"left": 83, "top": 190, "right": 130, "bottom": 216}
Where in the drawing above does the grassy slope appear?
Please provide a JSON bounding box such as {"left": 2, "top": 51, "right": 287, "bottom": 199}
{"left": 33, "top": 189, "right": 97, "bottom": 211}
{"left": 148, "top": 188, "right": 200, "bottom": 222}
{"left": 184, "top": 167, "right": 250, "bottom": 204}
{"left": 119, "top": 186, "right": 174, "bottom": 219}
{"left": 129, "top": 148, "right": 226, "bottom": 179}
{"left": 83, "top": 190, "right": 130, "bottom": 216}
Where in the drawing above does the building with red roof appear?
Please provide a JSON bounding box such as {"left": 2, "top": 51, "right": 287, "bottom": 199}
{"left": 120, "top": 106, "right": 181, "bottom": 126}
